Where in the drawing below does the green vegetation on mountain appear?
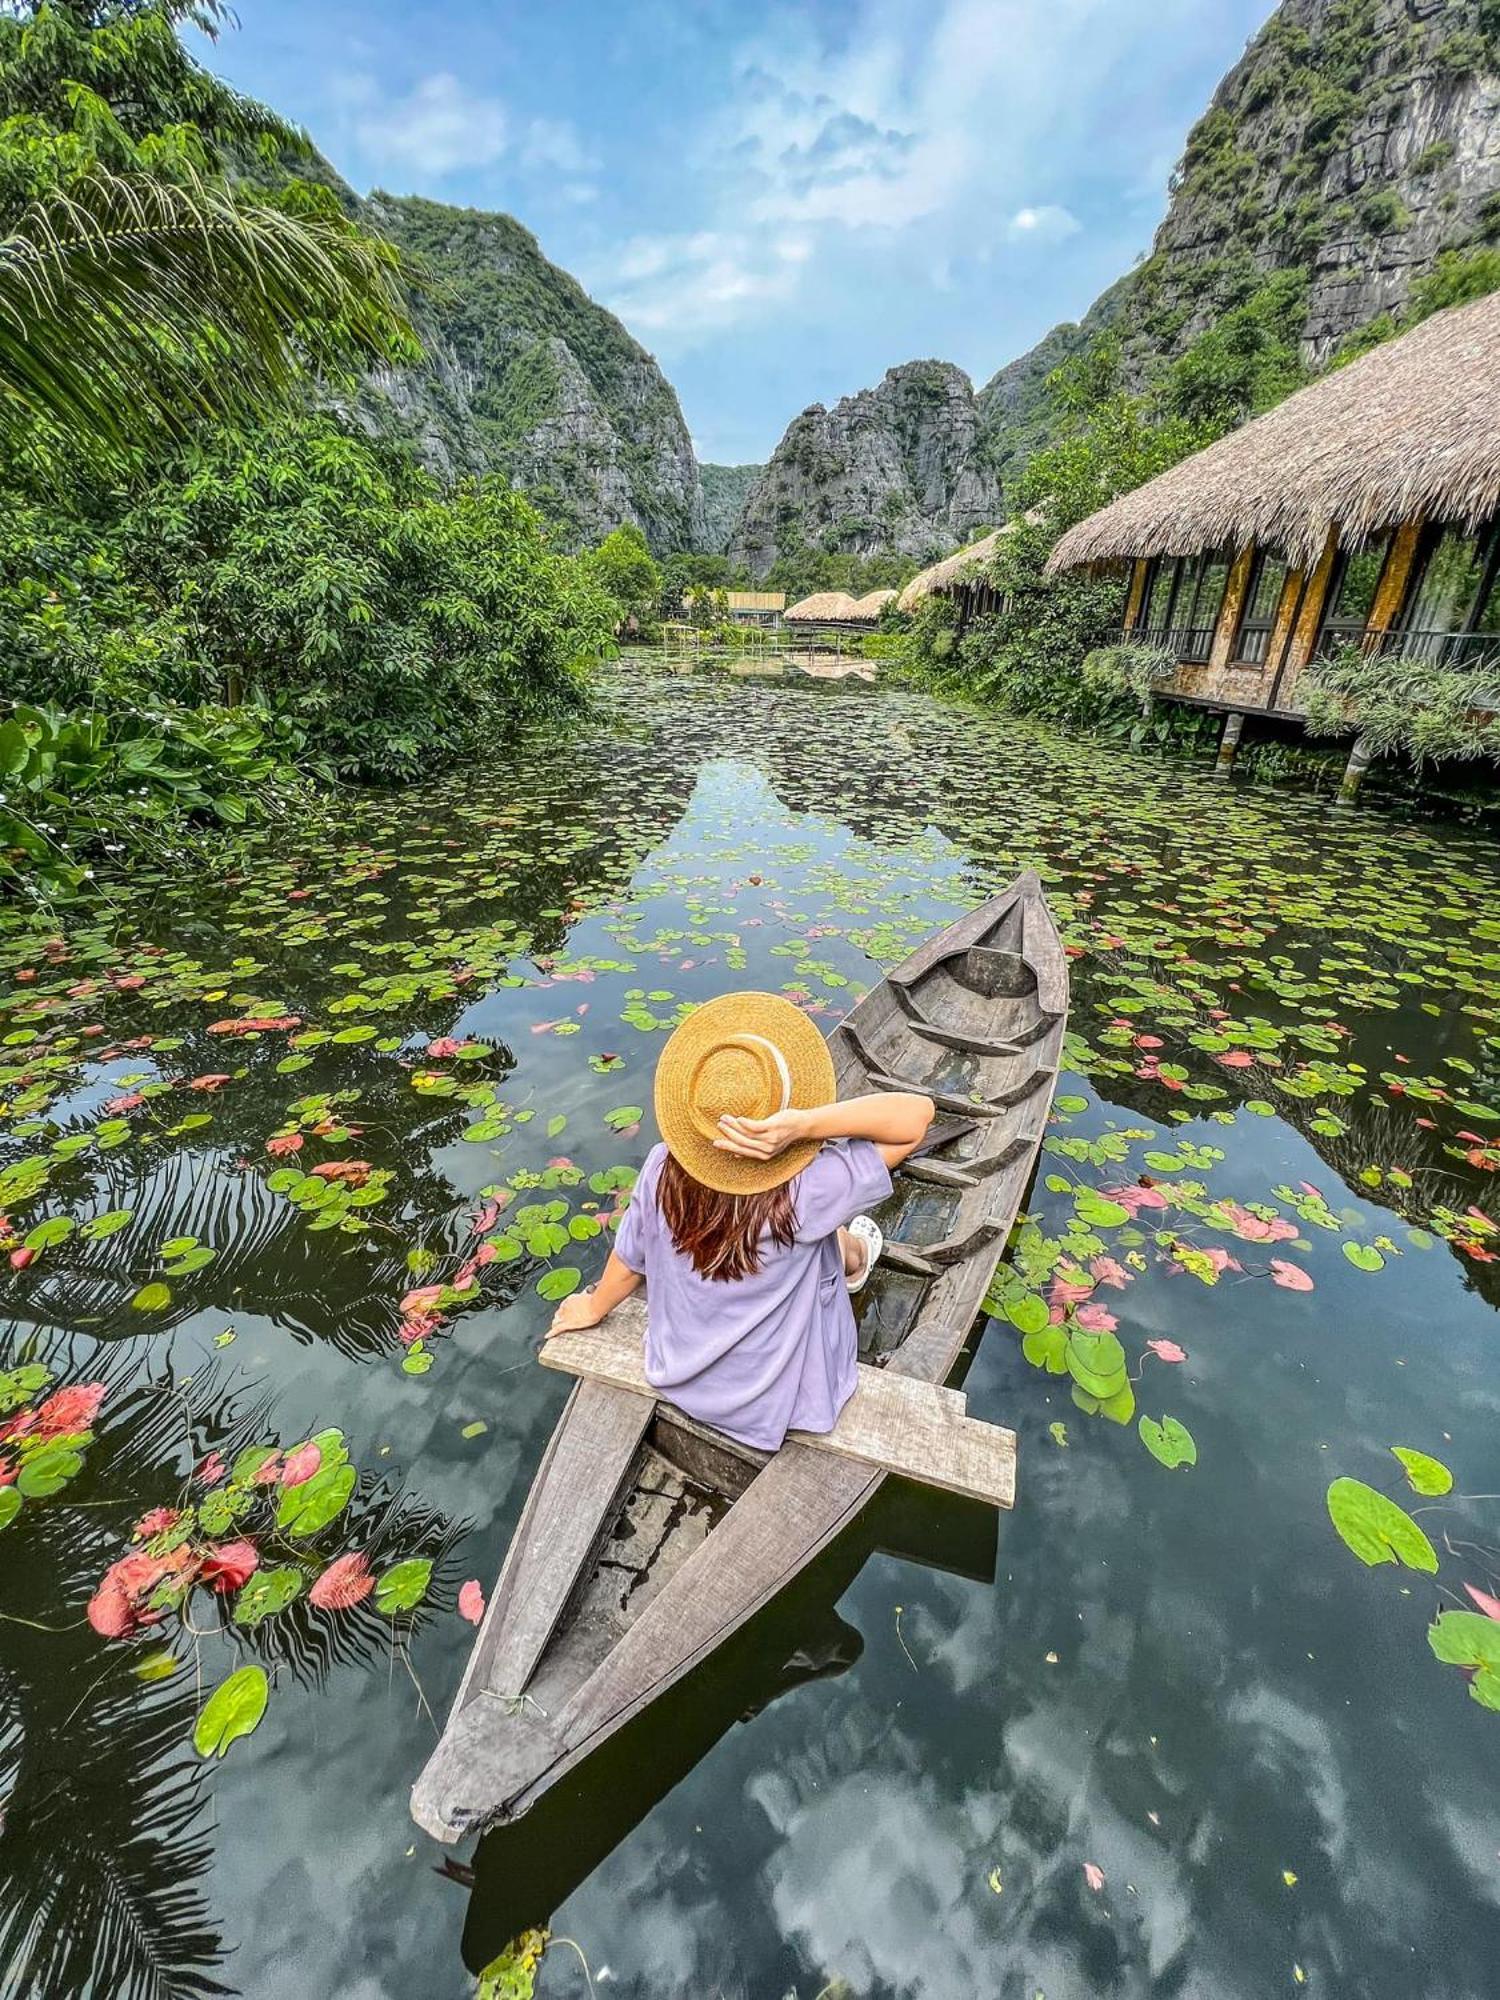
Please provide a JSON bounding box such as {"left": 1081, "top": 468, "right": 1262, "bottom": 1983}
{"left": 977, "top": 0, "right": 1500, "bottom": 501}
{"left": 358, "top": 195, "right": 704, "bottom": 553}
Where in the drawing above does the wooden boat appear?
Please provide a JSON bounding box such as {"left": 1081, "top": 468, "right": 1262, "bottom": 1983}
{"left": 411, "top": 871, "right": 1067, "bottom": 1843}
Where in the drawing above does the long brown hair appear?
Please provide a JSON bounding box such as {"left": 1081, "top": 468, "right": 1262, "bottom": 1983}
{"left": 658, "top": 1151, "right": 797, "bottom": 1281}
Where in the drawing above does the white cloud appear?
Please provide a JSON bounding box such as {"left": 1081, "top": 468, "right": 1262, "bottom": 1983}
{"left": 585, "top": 0, "right": 1213, "bottom": 348}
{"left": 1008, "top": 203, "right": 1082, "bottom": 243}
{"left": 604, "top": 229, "right": 813, "bottom": 335}
{"left": 351, "top": 71, "right": 507, "bottom": 177}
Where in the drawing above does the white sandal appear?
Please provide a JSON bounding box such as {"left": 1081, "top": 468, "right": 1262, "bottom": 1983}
{"left": 845, "top": 1215, "right": 883, "bottom": 1295}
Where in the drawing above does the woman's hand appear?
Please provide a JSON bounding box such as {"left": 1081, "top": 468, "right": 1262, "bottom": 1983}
{"left": 548, "top": 1288, "right": 608, "bottom": 1336}
{"left": 714, "top": 1108, "right": 809, "bottom": 1160}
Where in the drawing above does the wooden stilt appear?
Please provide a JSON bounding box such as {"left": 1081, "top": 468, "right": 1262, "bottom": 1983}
{"left": 1338, "top": 730, "right": 1375, "bottom": 802}
{"left": 1215, "top": 710, "right": 1245, "bottom": 778}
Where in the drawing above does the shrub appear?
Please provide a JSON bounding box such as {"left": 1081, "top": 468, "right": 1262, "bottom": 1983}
{"left": 1302, "top": 643, "right": 1500, "bottom": 766}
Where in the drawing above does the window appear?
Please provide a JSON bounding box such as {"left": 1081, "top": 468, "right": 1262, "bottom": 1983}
{"left": 1174, "top": 552, "right": 1230, "bottom": 662}
{"left": 1138, "top": 557, "right": 1183, "bottom": 639}
{"left": 1397, "top": 521, "right": 1500, "bottom": 667}
{"left": 1316, "top": 536, "right": 1391, "bottom": 655}
{"left": 1232, "top": 551, "right": 1288, "bottom": 665}
{"left": 1136, "top": 552, "right": 1228, "bottom": 660}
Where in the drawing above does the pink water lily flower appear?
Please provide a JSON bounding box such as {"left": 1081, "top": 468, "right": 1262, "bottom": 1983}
{"left": 1089, "top": 1256, "right": 1130, "bottom": 1290}
{"left": 1146, "top": 1338, "right": 1187, "bottom": 1364}
{"left": 1269, "top": 1259, "right": 1314, "bottom": 1292}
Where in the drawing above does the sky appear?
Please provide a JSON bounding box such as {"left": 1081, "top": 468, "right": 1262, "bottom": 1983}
{"left": 192, "top": 0, "right": 1273, "bottom": 465}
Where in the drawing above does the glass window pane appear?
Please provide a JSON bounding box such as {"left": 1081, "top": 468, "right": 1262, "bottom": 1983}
{"left": 1405, "top": 529, "right": 1489, "bottom": 637}
{"left": 1142, "top": 558, "right": 1180, "bottom": 635}
{"left": 1329, "top": 540, "right": 1389, "bottom": 627}
{"left": 1472, "top": 562, "right": 1500, "bottom": 636}
{"left": 1245, "top": 555, "right": 1287, "bottom": 625}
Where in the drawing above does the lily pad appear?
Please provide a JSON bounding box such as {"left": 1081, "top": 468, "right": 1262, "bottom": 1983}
{"left": 1138, "top": 1414, "right": 1195, "bottom": 1466}
{"left": 1428, "top": 1610, "right": 1500, "bottom": 1711}
{"left": 536, "top": 1267, "right": 581, "bottom": 1302}
{"left": 1326, "top": 1476, "right": 1437, "bottom": 1571}
{"left": 374, "top": 1557, "right": 433, "bottom": 1615}
{"left": 193, "top": 1664, "right": 269, "bottom": 1758}
{"left": 233, "top": 1566, "right": 305, "bottom": 1626}
{"left": 1391, "top": 1447, "right": 1453, "bottom": 1497}
{"left": 1341, "top": 1242, "right": 1385, "bottom": 1272}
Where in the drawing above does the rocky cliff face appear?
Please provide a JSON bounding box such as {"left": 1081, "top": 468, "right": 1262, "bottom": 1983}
{"left": 352, "top": 196, "right": 706, "bottom": 554}
{"left": 978, "top": 0, "right": 1500, "bottom": 489}
{"left": 730, "top": 362, "right": 1001, "bottom": 578}
{"left": 698, "top": 464, "right": 763, "bottom": 552}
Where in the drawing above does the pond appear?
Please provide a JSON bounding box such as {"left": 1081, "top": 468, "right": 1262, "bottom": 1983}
{"left": 3, "top": 660, "right": 1499, "bottom": 2000}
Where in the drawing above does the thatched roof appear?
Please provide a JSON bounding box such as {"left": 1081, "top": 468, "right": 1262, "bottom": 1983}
{"left": 786, "top": 591, "right": 861, "bottom": 621}
{"left": 897, "top": 528, "right": 1008, "bottom": 611}
{"left": 1047, "top": 288, "right": 1500, "bottom": 574}
{"left": 848, "top": 587, "right": 898, "bottom": 618}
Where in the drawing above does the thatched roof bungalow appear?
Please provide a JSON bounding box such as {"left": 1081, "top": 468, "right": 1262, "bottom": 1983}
{"left": 848, "top": 587, "right": 899, "bottom": 620}
{"left": 897, "top": 529, "right": 1008, "bottom": 612}
{"left": 1046, "top": 289, "right": 1500, "bottom": 724}
{"left": 785, "top": 590, "right": 861, "bottom": 624}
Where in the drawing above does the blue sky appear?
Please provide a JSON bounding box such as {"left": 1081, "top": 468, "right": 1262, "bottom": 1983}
{"left": 194, "top": 0, "right": 1272, "bottom": 464}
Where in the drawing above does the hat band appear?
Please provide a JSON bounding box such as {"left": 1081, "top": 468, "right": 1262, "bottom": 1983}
{"left": 733, "top": 1033, "right": 791, "bottom": 1112}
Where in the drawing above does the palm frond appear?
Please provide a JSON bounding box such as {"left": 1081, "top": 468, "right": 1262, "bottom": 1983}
{"left": 0, "top": 165, "right": 416, "bottom": 461}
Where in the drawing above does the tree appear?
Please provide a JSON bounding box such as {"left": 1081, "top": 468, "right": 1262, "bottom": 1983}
{"left": 0, "top": 1, "right": 414, "bottom": 463}
{"left": 585, "top": 522, "right": 660, "bottom": 629}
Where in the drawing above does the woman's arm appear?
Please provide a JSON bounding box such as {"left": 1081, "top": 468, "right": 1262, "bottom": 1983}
{"left": 547, "top": 1249, "right": 643, "bottom": 1334}
{"left": 715, "top": 1090, "right": 935, "bottom": 1170}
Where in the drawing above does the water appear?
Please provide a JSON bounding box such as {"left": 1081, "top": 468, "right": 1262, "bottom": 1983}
{"left": 3, "top": 662, "right": 1499, "bottom": 2000}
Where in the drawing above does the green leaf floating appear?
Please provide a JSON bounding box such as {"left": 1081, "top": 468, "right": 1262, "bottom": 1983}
{"left": 131, "top": 1281, "right": 173, "bottom": 1313}
{"left": 277, "top": 1462, "right": 356, "bottom": 1536}
{"left": 16, "top": 1444, "right": 83, "bottom": 1498}
{"left": 1074, "top": 1189, "right": 1130, "bottom": 1230}
{"left": 1391, "top": 1447, "right": 1453, "bottom": 1497}
{"left": 1064, "top": 1327, "right": 1127, "bottom": 1400}
{"left": 1326, "top": 1476, "right": 1437, "bottom": 1570}
{"left": 374, "top": 1557, "right": 433, "bottom": 1615}
{"left": 1428, "top": 1610, "right": 1500, "bottom": 1712}
{"left": 1139, "top": 1415, "right": 1197, "bottom": 1468}
{"left": 1022, "top": 1324, "right": 1069, "bottom": 1374}
{"left": 194, "top": 1664, "right": 269, "bottom": 1758}
{"left": 0, "top": 1488, "right": 21, "bottom": 1532}
{"left": 1005, "top": 1293, "right": 1050, "bottom": 1336}
{"left": 1341, "top": 1242, "right": 1385, "bottom": 1272}
{"left": 536, "top": 1266, "right": 581, "bottom": 1302}
{"left": 233, "top": 1566, "right": 304, "bottom": 1626}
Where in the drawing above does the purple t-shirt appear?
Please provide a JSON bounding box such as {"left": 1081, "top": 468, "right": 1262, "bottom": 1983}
{"left": 614, "top": 1139, "right": 893, "bottom": 1452}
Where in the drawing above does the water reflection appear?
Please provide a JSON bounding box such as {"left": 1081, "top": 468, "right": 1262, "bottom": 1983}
{"left": 2, "top": 664, "right": 1498, "bottom": 1999}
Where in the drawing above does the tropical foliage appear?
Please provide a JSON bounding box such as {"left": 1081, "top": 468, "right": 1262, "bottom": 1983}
{"left": 0, "top": 2, "right": 619, "bottom": 901}
{"left": 1302, "top": 642, "right": 1500, "bottom": 767}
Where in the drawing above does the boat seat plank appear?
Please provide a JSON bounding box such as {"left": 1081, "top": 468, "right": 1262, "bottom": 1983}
{"left": 460, "top": 1380, "right": 652, "bottom": 1710}
{"left": 539, "top": 1323, "right": 1016, "bottom": 1510}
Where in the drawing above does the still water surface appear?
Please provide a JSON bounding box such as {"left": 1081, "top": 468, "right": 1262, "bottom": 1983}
{"left": 3, "top": 664, "right": 1500, "bottom": 1999}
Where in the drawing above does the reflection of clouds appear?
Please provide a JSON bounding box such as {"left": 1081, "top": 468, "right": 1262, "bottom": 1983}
{"left": 752, "top": 1764, "right": 1004, "bottom": 1998}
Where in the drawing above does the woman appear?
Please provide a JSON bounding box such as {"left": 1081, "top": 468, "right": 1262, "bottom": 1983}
{"left": 548, "top": 990, "right": 935, "bottom": 1451}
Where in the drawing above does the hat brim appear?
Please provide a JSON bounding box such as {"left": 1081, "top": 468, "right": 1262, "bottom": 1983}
{"left": 654, "top": 990, "right": 836, "bottom": 1195}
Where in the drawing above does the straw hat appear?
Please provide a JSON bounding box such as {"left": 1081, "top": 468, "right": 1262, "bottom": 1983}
{"left": 654, "top": 990, "right": 835, "bottom": 1195}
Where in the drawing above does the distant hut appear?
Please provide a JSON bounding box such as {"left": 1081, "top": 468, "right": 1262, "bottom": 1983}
{"left": 785, "top": 590, "right": 862, "bottom": 625}
{"left": 897, "top": 529, "right": 1008, "bottom": 615}
{"left": 684, "top": 589, "right": 786, "bottom": 627}
{"left": 847, "top": 587, "right": 899, "bottom": 621}
{"left": 1046, "top": 289, "right": 1500, "bottom": 784}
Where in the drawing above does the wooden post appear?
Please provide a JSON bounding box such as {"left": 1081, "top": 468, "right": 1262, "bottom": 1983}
{"left": 1215, "top": 710, "right": 1245, "bottom": 778}
{"left": 1338, "top": 731, "right": 1375, "bottom": 802}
